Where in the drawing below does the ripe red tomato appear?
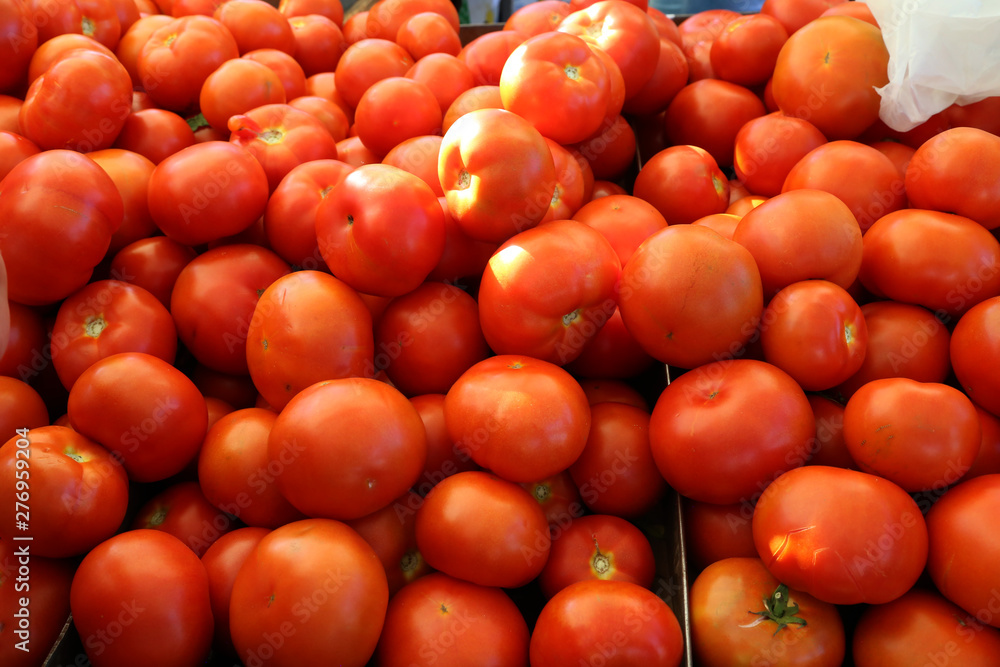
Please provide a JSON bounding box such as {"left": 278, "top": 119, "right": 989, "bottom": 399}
{"left": 733, "top": 112, "right": 828, "bottom": 197}
{"left": 200, "top": 526, "right": 270, "bottom": 657}
{"left": 620, "top": 37, "right": 688, "bottom": 117}
{"left": 521, "top": 470, "right": 586, "bottom": 529}
{"left": 381, "top": 135, "right": 444, "bottom": 197}
{"left": 966, "top": 407, "right": 1000, "bottom": 479}
{"left": 67, "top": 352, "right": 209, "bottom": 483}
{"left": 530, "top": 579, "right": 684, "bottom": 666}
{"left": 115, "top": 14, "right": 173, "bottom": 87}
{"left": 242, "top": 47, "right": 308, "bottom": 100}
{"left": 406, "top": 54, "right": 475, "bottom": 118}
{"left": 0, "top": 425, "right": 128, "bottom": 558}
{"left": 375, "top": 572, "right": 530, "bottom": 667}
{"left": 365, "top": 0, "right": 458, "bottom": 40}
{"left": 109, "top": 236, "right": 197, "bottom": 309}
{"left": 442, "top": 84, "right": 503, "bottom": 131}
{"left": 683, "top": 499, "right": 758, "bottom": 572}
{"left": 87, "top": 148, "right": 157, "bottom": 255}
{"left": 410, "top": 393, "right": 479, "bottom": 495}
{"left": 445, "top": 355, "right": 591, "bottom": 483}
{"left": 397, "top": 12, "right": 461, "bottom": 60}
{"left": 230, "top": 518, "right": 389, "bottom": 667}
{"left": 0, "top": 0, "right": 37, "bottom": 94}
{"left": 762, "top": 0, "right": 846, "bottom": 34}
{"left": 0, "top": 377, "right": 48, "bottom": 436}
{"left": 951, "top": 296, "right": 1000, "bottom": 417}
{"left": 458, "top": 30, "right": 524, "bottom": 86}
{"left": 415, "top": 470, "right": 550, "bottom": 588}
{"left": 0, "top": 150, "right": 122, "bottom": 306}
{"left": 650, "top": 359, "right": 814, "bottom": 504}
{"left": 852, "top": 587, "right": 1000, "bottom": 666}
{"left": 771, "top": 16, "right": 888, "bottom": 140}
{"left": 806, "top": 394, "right": 856, "bottom": 470}
{"left": 926, "top": 474, "right": 1000, "bottom": 627}
{"left": 347, "top": 491, "right": 432, "bottom": 596}
{"left": 504, "top": 0, "right": 573, "bottom": 38}
{"left": 632, "top": 145, "right": 729, "bottom": 225}
{"left": 131, "top": 480, "right": 234, "bottom": 556}
{"left": 710, "top": 13, "right": 788, "bottom": 87}
{"left": 70, "top": 530, "right": 214, "bottom": 667}
{"left": 199, "top": 58, "right": 287, "bottom": 132}
{"left": 354, "top": 77, "right": 442, "bottom": 158}
{"left": 289, "top": 14, "right": 347, "bottom": 75}
{"left": 753, "top": 465, "right": 928, "bottom": 605}
{"left": 0, "top": 131, "right": 39, "bottom": 183}
{"left": 112, "top": 108, "right": 196, "bottom": 165}
{"left": 279, "top": 0, "right": 344, "bottom": 26}
{"left": 214, "top": 0, "right": 294, "bottom": 54}
{"left": 334, "top": 38, "right": 415, "bottom": 108}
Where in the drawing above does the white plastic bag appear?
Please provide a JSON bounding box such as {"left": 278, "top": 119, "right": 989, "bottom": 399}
{"left": 865, "top": 0, "right": 1000, "bottom": 131}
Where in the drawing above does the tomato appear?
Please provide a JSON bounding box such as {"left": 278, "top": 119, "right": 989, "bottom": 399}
{"left": 966, "top": 407, "right": 1000, "bottom": 479}
{"left": 869, "top": 139, "right": 914, "bottom": 180}
{"left": 376, "top": 572, "right": 530, "bottom": 667}
{"left": 113, "top": 108, "right": 197, "bottom": 165}
{"left": 405, "top": 55, "right": 474, "bottom": 120}
{"left": 86, "top": 148, "right": 157, "bottom": 256}
{"left": 0, "top": 537, "right": 74, "bottom": 667}
{"left": 564, "top": 307, "right": 656, "bottom": 380}
{"left": 710, "top": 13, "right": 787, "bottom": 87}
{"left": 569, "top": 401, "right": 666, "bottom": 518}
{"left": 504, "top": 0, "right": 573, "bottom": 38}
{"left": 753, "top": 465, "right": 928, "bottom": 605}
{"left": 289, "top": 14, "right": 346, "bottom": 76}
{"left": 109, "top": 236, "right": 197, "bottom": 309}
{"left": 115, "top": 14, "right": 173, "bottom": 87}
{"left": 530, "top": 580, "right": 684, "bottom": 666}
{"left": 783, "top": 140, "right": 906, "bottom": 232}
{"left": 0, "top": 0, "right": 37, "bottom": 94}
{"left": 951, "top": 296, "right": 1000, "bottom": 417}
{"left": 760, "top": 280, "right": 867, "bottom": 392}
{"left": 288, "top": 96, "right": 350, "bottom": 144}
{"left": 571, "top": 113, "right": 636, "bottom": 182}
{"left": 410, "top": 393, "right": 478, "bottom": 495}
{"left": 853, "top": 586, "right": 1000, "bottom": 666}
{"left": 521, "top": 470, "right": 585, "bottom": 531}
{"left": 230, "top": 518, "right": 388, "bottom": 666}
{"left": 246, "top": 270, "right": 375, "bottom": 409}
{"left": 620, "top": 37, "right": 688, "bottom": 117}
{"left": 458, "top": 30, "right": 524, "bottom": 86}
{"left": 577, "top": 379, "right": 648, "bottom": 411}
{"left": 365, "top": 0, "right": 458, "bottom": 40}
{"left": 214, "top": 0, "right": 294, "bottom": 54}
{"left": 138, "top": 15, "right": 240, "bottom": 112}
{"left": 279, "top": 0, "right": 343, "bottom": 26}
{"left": 341, "top": 10, "right": 366, "bottom": 42}
{"left": 683, "top": 500, "right": 758, "bottom": 573}
{"left": 0, "top": 131, "right": 39, "bottom": 184}
{"left": 415, "top": 470, "right": 550, "bottom": 588}
{"left": 31, "top": 0, "right": 122, "bottom": 49}
{"left": 618, "top": 224, "right": 763, "bottom": 369}
{"left": 442, "top": 84, "right": 502, "bottom": 132}
{"left": 945, "top": 96, "right": 1000, "bottom": 136}
{"left": 0, "top": 150, "right": 122, "bottom": 306}
{"left": 190, "top": 364, "right": 259, "bottom": 410}
{"left": 67, "top": 352, "right": 208, "bottom": 482}
{"left": 201, "top": 526, "right": 270, "bottom": 657}
{"left": 438, "top": 108, "right": 556, "bottom": 243}
{"left": 335, "top": 134, "right": 379, "bottom": 167}
{"left": 633, "top": 145, "right": 729, "bottom": 225}
{"left": 0, "top": 95, "right": 20, "bottom": 133}
{"left": 242, "top": 47, "right": 308, "bottom": 100}
{"left": 381, "top": 135, "right": 443, "bottom": 197}
{"left": 691, "top": 556, "right": 845, "bottom": 667}
{"left": 806, "top": 394, "right": 856, "bottom": 469}
{"left": 860, "top": 210, "right": 1000, "bottom": 319}
{"left": 71, "top": 530, "right": 214, "bottom": 667}
{"left": 354, "top": 77, "right": 442, "bottom": 158}
{"left": 25, "top": 33, "right": 113, "bottom": 85}
{"left": 397, "top": 11, "right": 461, "bottom": 59}
{"left": 732, "top": 189, "right": 860, "bottom": 299}
{"left": 131, "top": 480, "right": 233, "bottom": 556}
{"left": 0, "top": 425, "right": 127, "bottom": 558}
{"left": 199, "top": 59, "right": 286, "bottom": 132}
{"left": 445, "top": 355, "right": 591, "bottom": 483}
{"left": 926, "top": 475, "right": 1000, "bottom": 627}
{"left": 650, "top": 359, "right": 814, "bottom": 505}
{"left": 771, "top": 16, "right": 889, "bottom": 140}
{"left": 334, "top": 38, "right": 415, "bottom": 109}
{"left": 557, "top": 0, "right": 659, "bottom": 101}
{"left": 347, "top": 490, "right": 432, "bottom": 596}
{"left": 0, "top": 353, "right": 47, "bottom": 416}
{"left": 663, "top": 79, "right": 766, "bottom": 168}
{"left": 691, "top": 212, "right": 741, "bottom": 240}
{"left": 761, "top": 0, "right": 846, "bottom": 34}
{"left": 147, "top": 141, "right": 270, "bottom": 247}
{"left": 906, "top": 127, "right": 1000, "bottom": 230}
{"left": 267, "top": 378, "right": 426, "bottom": 519}
{"left": 171, "top": 244, "right": 290, "bottom": 376}
{"left": 539, "top": 513, "right": 655, "bottom": 599}
{"left": 733, "top": 112, "right": 827, "bottom": 197}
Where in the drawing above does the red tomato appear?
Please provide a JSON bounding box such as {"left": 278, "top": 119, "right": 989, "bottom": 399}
{"left": 410, "top": 393, "right": 479, "bottom": 495}
{"left": 438, "top": 108, "right": 556, "bottom": 243}
{"left": 67, "top": 352, "right": 209, "bottom": 482}
{"left": 806, "top": 394, "right": 855, "bottom": 469}
{"left": 683, "top": 500, "right": 758, "bottom": 573}
{"left": 115, "top": 14, "right": 173, "bottom": 87}
{"left": 761, "top": 0, "right": 846, "bottom": 34}
{"left": 951, "top": 296, "right": 1000, "bottom": 417}
{"left": 521, "top": 470, "right": 586, "bottom": 530}
{"left": 109, "top": 236, "right": 197, "bottom": 309}
{"left": 335, "top": 134, "right": 379, "bottom": 167}
{"left": 618, "top": 224, "right": 763, "bottom": 369}
{"left": 288, "top": 95, "right": 350, "bottom": 143}
{"left": 50, "top": 280, "right": 176, "bottom": 391}
{"left": 571, "top": 113, "right": 636, "bottom": 181}
{"left": 31, "top": 0, "right": 122, "bottom": 49}
{"left": 906, "top": 127, "right": 1000, "bottom": 230}
{"left": 406, "top": 54, "right": 475, "bottom": 118}
{"left": 539, "top": 514, "right": 655, "bottom": 599}
{"left": 733, "top": 112, "right": 828, "bottom": 197}
{"left": 334, "top": 38, "right": 415, "bottom": 109}
{"left": 691, "top": 557, "right": 845, "bottom": 666}
{"left": 364, "top": 0, "right": 458, "bottom": 40}
{"left": 242, "top": 47, "right": 307, "bottom": 100}
{"left": 199, "top": 59, "right": 287, "bottom": 131}
{"left": 633, "top": 145, "right": 729, "bottom": 225}
{"left": 620, "top": 37, "right": 688, "bottom": 117}
{"left": 415, "top": 470, "right": 550, "bottom": 588}
{"left": 381, "top": 135, "right": 443, "bottom": 196}
{"left": 279, "top": 0, "right": 343, "bottom": 26}
{"left": 0, "top": 95, "right": 20, "bottom": 133}
{"left": 504, "top": 0, "right": 573, "bottom": 38}
{"left": 113, "top": 108, "right": 197, "bottom": 165}
{"left": 268, "top": 378, "right": 426, "bottom": 519}
{"left": 353, "top": 77, "right": 442, "bottom": 158}
{"left": 753, "top": 465, "right": 928, "bottom": 605}
{"left": 760, "top": 280, "right": 868, "bottom": 391}
{"left": 375, "top": 572, "right": 530, "bottom": 667}
{"left": 564, "top": 307, "right": 656, "bottom": 380}
{"left": 86, "top": 148, "right": 157, "bottom": 255}
{"left": 201, "top": 526, "right": 270, "bottom": 657}
{"left": 926, "top": 475, "right": 1000, "bottom": 627}
{"left": 288, "top": 14, "right": 346, "bottom": 75}
{"left": 71, "top": 530, "right": 214, "bottom": 667}
{"left": 132, "top": 480, "right": 234, "bottom": 556}
{"left": 457, "top": 30, "right": 524, "bottom": 86}
{"left": 0, "top": 0, "right": 37, "bottom": 94}
{"left": 860, "top": 210, "right": 1000, "bottom": 318}
{"left": 442, "top": 84, "right": 503, "bottom": 132}
{"left": 691, "top": 212, "right": 741, "bottom": 240}
{"left": 0, "top": 425, "right": 128, "bottom": 558}
{"left": 710, "top": 13, "right": 788, "bottom": 87}
{"left": 569, "top": 401, "right": 666, "bottom": 518}
{"left": 0, "top": 150, "right": 122, "bottom": 306}
{"left": 650, "top": 359, "right": 814, "bottom": 504}
{"left": 945, "top": 96, "right": 1000, "bottom": 136}
{"left": 230, "top": 519, "right": 388, "bottom": 667}
{"left": 0, "top": 373, "right": 48, "bottom": 433}
{"left": 771, "top": 16, "right": 889, "bottom": 140}
{"left": 25, "top": 33, "right": 115, "bottom": 85}
{"left": 530, "top": 580, "right": 684, "bottom": 666}
{"left": 190, "top": 364, "right": 259, "bottom": 410}
{"left": 214, "top": 0, "right": 294, "bottom": 54}
{"left": 445, "top": 355, "right": 591, "bottom": 483}
{"left": 397, "top": 11, "right": 461, "bottom": 59}
{"left": 965, "top": 407, "right": 1000, "bottom": 479}
{"left": 577, "top": 379, "right": 649, "bottom": 410}
{"left": 0, "top": 132, "right": 40, "bottom": 183}
{"left": 732, "top": 189, "right": 863, "bottom": 300}
{"left": 869, "top": 139, "right": 915, "bottom": 180}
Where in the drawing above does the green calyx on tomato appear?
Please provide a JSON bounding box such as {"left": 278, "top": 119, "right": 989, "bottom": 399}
{"left": 186, "top": 113, "right": 210, "bottom": 132}
{"left": 740, "top": 583, "right": 807, "bottom": 635}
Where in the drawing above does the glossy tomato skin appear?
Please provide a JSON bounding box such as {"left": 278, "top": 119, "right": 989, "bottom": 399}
{"left": 199, "top": 58, "right": 287, "bottom": 132}
{"left": 444, "top": 355, "right": 591, "bottom": 484}
{"left": 200, "top": 526, "right": 270, "bottom": 657}
{"left": 334, "top": 38, "right": 415, "bottom": 108}
{"left": 230, "top": 518, "right": 389, "bottom": 667}
{"left": 354, "top": 77, "right": 442, "bottom": 159}
{"left": 0, "top": 377, "right": 48, "bottom": 437}
{"left": 0, "top": 150, "right": 122, "bottom": 306}
{"left": 632, "top": 145, "right": 730, "bottom": 225}
{"left": 650, "top": 359, "right": 814, "bottom": 505}
{"left": 619, "top": 224, "right": 763, "bottom": 369}
{"left": 376, "top": 572, "right": 530, "bottom": 667}
{"left": 109, "top": 236, "right": 197, "bottom": 309}
{"left": 691, "top": 557, "right": 845, "bottom": 667}
{"left": 415, "top": 471, "right": 550, "bottom": 588}
{"left": 87, "top": 148, "right": 158, "bottom": 255}
{"left": 0, "top": 425, "right": 128, "bottom": 558}
{"left": 530, "top": 579, "right": 684, "bottom": 666}
{"left": 521, "top": 470, "right": 585, "bottom": 529}
{"left": 734, "top": 112, "right": 828, "bottom": 197}
{"left": 926, "top": 474, "right": 1000, "bottom": 626}
{"left": 70, "top": 530, "right": 214, "bottom": 667}
{"left": 112, "top": 108, "right": 196, "bottom": 165}
{"left": 132, "top": 480, "right": 235, "bottom": 556}
{"left": 478, "top": 219, "right": 621, "bottom": 365}
{"left": 346, "top": 490, "right": 432, "bottom": 596}
{"left": 268, "top": 378, "right": 427, "bottom": 520}
{"left": 753, "top": 465, "right": 928, "bottom": 605}
{"left": 0, "top": 0, "right": 36, "bottom": 94}
{"left": 683, "top": 499, "right": 758, "bottom": 573}
{"left": 951, "top": 296, "right": 1000, "bottom": 417}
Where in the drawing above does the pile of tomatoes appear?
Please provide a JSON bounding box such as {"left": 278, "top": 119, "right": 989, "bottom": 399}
{"left": 2, "top": 0, "right": 1000, "bottom": 664}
